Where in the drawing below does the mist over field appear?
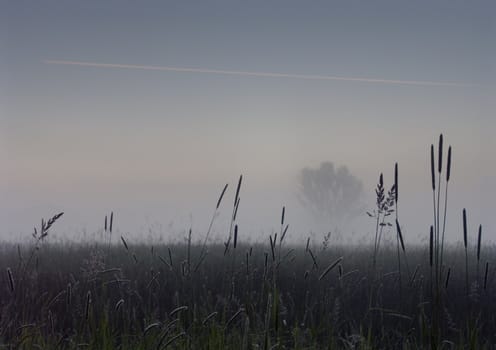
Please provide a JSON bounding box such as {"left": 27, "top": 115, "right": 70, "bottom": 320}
{"left": 2, "top": 1, "right": 495, "bottom": 245}
{"left": 2, "top": 2, "right": 496, "bottom": 348}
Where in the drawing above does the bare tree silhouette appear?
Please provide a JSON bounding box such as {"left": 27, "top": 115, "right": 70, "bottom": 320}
{"left": 298, "top": 162, "right": 364, "bottom": 230}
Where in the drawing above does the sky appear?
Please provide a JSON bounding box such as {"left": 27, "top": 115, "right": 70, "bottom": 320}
{"left": 1, "top": 1, "right": 495, "bottom": 244}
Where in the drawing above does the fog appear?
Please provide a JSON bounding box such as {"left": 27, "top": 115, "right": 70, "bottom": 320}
{"left": 1, "top": 1, "right": 494, "bottom": 244}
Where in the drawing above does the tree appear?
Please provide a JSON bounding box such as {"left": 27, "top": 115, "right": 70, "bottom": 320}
{"left": 298, "top": 162, "right": 364, "bottom": 229}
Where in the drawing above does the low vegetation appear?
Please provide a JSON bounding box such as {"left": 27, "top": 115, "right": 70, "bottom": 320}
{"left": 1, "top": 135, "right": 493, "bottom": 349}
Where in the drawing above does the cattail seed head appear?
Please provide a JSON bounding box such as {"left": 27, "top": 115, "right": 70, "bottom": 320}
{"left": 281, "top": 206, "right": 285, "bottom": 226}
{"left": 463, "top": 209, "right": 467, "bottom": 249}
{"left": 438, "top": 134, "right": 443, "bottom": 173}
{"left": 430, "top": 145, "right": 436, "bottom": 190}
{"left": 109, "top": 212, "right": 114, "bottom": 233}
{"left": 233, "top": 225, "right": 238, "bottom": 249}
{"left": 446, "top": 146, "right": 452, "bottom": 182}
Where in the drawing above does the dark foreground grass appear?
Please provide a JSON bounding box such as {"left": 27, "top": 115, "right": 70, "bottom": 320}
{"left": 1, "top": 240, "right": 495, "bottom": 349}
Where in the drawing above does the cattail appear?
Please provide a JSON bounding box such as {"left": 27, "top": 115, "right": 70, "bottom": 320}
{"left": 318, "top": 257, "right": 343, "bottom": 281}
{"left": 477, "top": 225, "right": 482, "bottom": 262}
{"left": 338, "top": 264, "right": 343, "bottom": 279}
{"left": 445, "top": 267, "right": 451, "bottom": 289}
{"left": 233, "top": 225, "right": 238, "bottom": 249}
{"left": 7, "top": 268, "right": 15, "bottom": 293}
{"left": 463, "top": 209, "right": 467, "bottom": 249}
{"left": 430, "top": 144, "right": 435, "bottom": 190}
{"left": 305, "top": 237, "right": 310, "bottom": 252}
{"left": 446, "top": 146, "right": 452, "bottom": 182}
{"left": 484, "top": 262, "right": 489, "bottom": 290}
{"left": 438, "top": 134, "right": 443, "bottom": 173}
{"left": 109, "top": 211, "right": 114, "bottom": 233}
{"left": 104, "top": 215, "right": 107, "bottom": 232}
{"left": 379, "top": 173, "right": 383, "bottom": 187}
{"left": 216, "top": 184, "right": 228, "bottom": 209}
{"left": 394, "top": 162, "right": 398, "bottom": 202}
{"left": 281, "top": 206, "right": 285, "bottom": 226}
{"left": 429, "top": 226, "right": 434, "bottom": 267}
{"left": 396, "top": 220, "right": 405, "bottom": 252}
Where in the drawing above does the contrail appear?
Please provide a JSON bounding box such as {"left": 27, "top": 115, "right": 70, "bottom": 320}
{"left": 44, "top": 60, "right": 474, "bottom": 87}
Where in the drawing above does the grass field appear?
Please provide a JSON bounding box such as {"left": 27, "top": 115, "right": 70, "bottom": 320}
{"left": 1, "top": 235, "right": 494, "bottom": 349}
{"left": 1, "top": 135, "right": 493, "bottom": 349}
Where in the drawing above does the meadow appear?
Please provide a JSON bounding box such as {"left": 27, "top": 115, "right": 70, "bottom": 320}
{"left": 1, "top": 135, "right": 494, "bottom": 349}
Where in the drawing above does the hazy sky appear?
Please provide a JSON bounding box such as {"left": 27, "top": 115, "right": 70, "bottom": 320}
{"left": 1, "top": 1, "right": 495, "bottom": 244}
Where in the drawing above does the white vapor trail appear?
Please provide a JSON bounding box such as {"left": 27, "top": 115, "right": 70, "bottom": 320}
{"left": 44, "top": 60, "right": 474, "bottom": 87}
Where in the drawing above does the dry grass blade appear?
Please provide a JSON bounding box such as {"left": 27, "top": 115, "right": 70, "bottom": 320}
{"left": 445, "top": 267, "right": 451, "bottom": 289}
{"left": 394, "top": 162, "right": 398, "bottom": 202}
{"left": 202, "top": 312, "right": 218, "bottom": 326}
{"left": 162, "top": 332, "right": 185, "bottom": 349}
{"left": 7, "top": 268, "right": 15, "bottom": 293}
{"left": 319, "top": 257, "right": 343, "bottom": 281}
{"left": 429, "top": 226, "right": 433, "bottom": 267}
{"left": 308, "top": 249, "right": 318, "bottom": 269}
{"left": 216, "top": 183, "right": 228, "bottom": 210}
{"left": 225, "top": 308, "right": 245, "bottom": 329}
{"left": 477, "top": 225, "right": 482, "bottom": 262}
{"left": 120, "top": 236, "right": 129, "bottom": 251}
{"left": 115, "top": 299, "right": 124, "bottom": 311}
{"left": 84, "top": 291, "right": 91, "bottom": 321}
{"left": 234, "top": 175, "right": 243, "bottom": 206}
{"left": 280, "top": 224, "right": 289, "bottom": 244}
{"left": 484, "top": 262, "right": 489, "bottom": 290}
{"left": 169, "top": 306, "right": 188, "bottom": 318}
{"left": 395, "top": 220, "right": 405, "bottom": 252}
{"left": 143, "top": 322, "right": 161, "bottom": 336}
